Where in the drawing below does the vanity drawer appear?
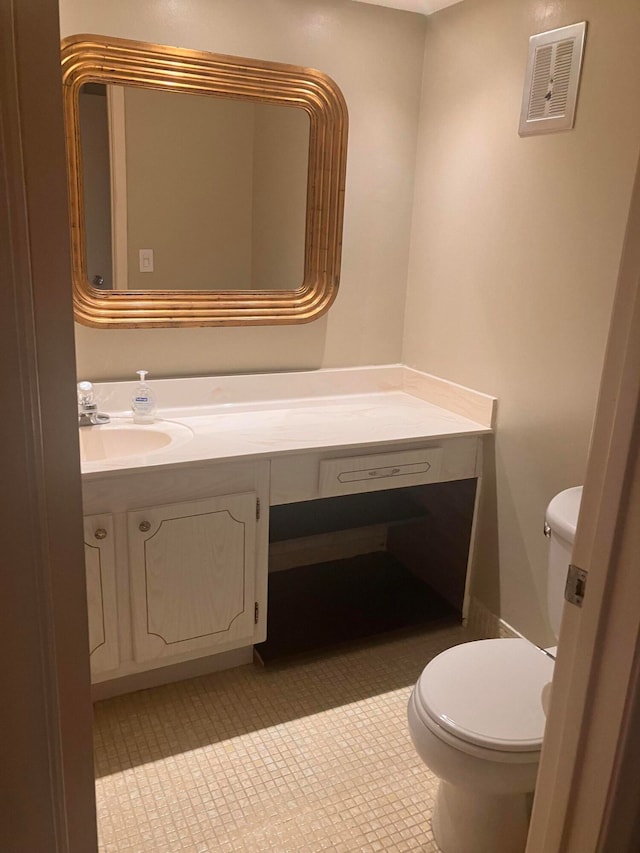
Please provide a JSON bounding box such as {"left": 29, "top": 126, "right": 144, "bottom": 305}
{"left": 319, "top": 447, "right": 443, "bottom": 497}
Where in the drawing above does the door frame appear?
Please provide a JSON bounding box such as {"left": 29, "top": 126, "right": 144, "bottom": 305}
{"left": 0, "top": 0, "right": 97, "bottom": 850}
{"left": 527, "top": 151, "right": 640, "bottom": 851}
{"left": 4, "top": 0, "right": 640, "bottom": 850}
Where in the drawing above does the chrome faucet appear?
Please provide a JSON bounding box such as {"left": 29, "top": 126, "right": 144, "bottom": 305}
{"left": 77, "top": 381, "right": 110, "bottom": 427}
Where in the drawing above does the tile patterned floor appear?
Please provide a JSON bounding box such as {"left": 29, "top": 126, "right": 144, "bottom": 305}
{"left": 94, "top": 625, "right": 472, "bottom": 852}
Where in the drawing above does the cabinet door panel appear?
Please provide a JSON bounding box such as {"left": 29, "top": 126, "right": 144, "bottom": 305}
{"left": 84, "top": 514, "right": 119, "bottom": 676}
{"left": 129, "top": 493, "right": 257, "bottom": 663}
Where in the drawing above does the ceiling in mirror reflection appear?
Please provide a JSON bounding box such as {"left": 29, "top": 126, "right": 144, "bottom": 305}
{"left": 79, "top": 84, "right": 309, "bottom": 292}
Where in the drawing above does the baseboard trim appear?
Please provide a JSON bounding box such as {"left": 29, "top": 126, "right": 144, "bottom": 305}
{"left": 464, "top": 596, "right": 521, "bottom": 639}
{"left": 91, "top": 645, "right": 254, "bottom": 701}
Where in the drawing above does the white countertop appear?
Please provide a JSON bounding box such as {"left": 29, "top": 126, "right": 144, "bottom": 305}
{"left": 79, "top": 366, "right": 495, "bottom": 478}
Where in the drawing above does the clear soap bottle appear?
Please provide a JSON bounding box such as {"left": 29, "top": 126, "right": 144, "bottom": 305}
{"left": 131, "top": 370, "right": 156, "bottom": 424}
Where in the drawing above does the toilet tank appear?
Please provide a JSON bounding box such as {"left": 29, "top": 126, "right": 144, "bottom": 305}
{"left": 545, "top": 486, "right": 583, "bottom": 639}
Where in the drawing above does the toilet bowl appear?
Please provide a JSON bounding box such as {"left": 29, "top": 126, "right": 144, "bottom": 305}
{"left": 407, "top": 486, "right": 582, "bottom": 853}
{"left": 408, "top": 638, "right": 553, "bottom": 853}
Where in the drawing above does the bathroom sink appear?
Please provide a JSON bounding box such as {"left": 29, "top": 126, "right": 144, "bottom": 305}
{"left": 78, "top": 421, "right": 193, "bottom": 463}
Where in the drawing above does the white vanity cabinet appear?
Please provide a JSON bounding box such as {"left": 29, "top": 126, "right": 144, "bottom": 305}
{"left": 79, "top": 367, "right": 497, "bottom": 690}
{"left": 128, "top": 493, "right": 259, "bottom": 664}
{"left": 84, "top": 513, "right": 119, "bottom": 677}
{"left": 82, "top": 459, "right": 270, "bottom": 686}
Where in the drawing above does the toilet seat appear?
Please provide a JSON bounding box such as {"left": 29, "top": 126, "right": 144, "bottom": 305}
{"left": 414, "top": 639, "right": 554, "bottom": 753}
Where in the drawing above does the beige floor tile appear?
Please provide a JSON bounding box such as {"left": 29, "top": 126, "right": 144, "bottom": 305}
{"left": 95, "top": 625, "right": 471, "bottom": 852}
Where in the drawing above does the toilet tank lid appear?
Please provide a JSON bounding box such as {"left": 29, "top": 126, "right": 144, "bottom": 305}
{"left": 545, "top": 486, "right": 583, "bottom": 543}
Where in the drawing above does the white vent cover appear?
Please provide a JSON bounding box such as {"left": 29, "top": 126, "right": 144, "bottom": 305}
{"left": 519, "top": 22, "right": 587, "bottom": 137}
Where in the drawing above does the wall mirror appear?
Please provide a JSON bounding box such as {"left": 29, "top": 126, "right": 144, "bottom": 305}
{"left": 61, "top": 35, "right": 348, "bottom": 328}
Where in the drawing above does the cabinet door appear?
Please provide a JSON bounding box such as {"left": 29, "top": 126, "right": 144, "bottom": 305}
{"left": 84, "top": 514, "right": 119, "bottom": 676}
{"left": 128, "top": 493, "right": 257, "bottom": 664}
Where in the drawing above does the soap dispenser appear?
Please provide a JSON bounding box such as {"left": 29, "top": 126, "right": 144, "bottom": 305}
{"left": 131, "top": 370, "right": 156, "bottom": 424}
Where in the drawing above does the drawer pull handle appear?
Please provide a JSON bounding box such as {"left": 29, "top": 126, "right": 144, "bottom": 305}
{"left": 139, "top": 521, "right": 152, "bottom": 533}
{"left": 366, "top": 466, "right": 401, "bottom": 479}
{"left": 94, "top": 528, "right": 107, "bottom": 540}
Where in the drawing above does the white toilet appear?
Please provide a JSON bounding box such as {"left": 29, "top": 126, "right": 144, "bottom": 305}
{"left": 407, "top": 486, "right": 582, "bottom": 853}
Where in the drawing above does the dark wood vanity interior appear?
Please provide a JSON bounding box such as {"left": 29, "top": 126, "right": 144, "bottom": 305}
{"left": 256, "top": 478, "right": 477, "bottom": 662}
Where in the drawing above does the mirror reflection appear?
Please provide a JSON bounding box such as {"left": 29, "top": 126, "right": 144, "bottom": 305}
{"left": 79, "top": 83, "right": 310, "bottom": 292}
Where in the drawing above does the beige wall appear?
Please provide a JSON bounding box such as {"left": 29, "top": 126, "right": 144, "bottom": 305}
{"left": 251, "top": 103, "right": 309, "bottom": 291}
{"left": 403, "top": 0, "right": 640, "bottom": 643}
{"left": 63, "top": 0, "right": 640, "bottom": 641}
{"left": 124, "top": 88, "right": 255, "bottom": 291}
{"left": 122, "top": 92, "right": 308, "bottom": 292}
{"left": 62, "top": 0, "right": 426, "bottom": 379}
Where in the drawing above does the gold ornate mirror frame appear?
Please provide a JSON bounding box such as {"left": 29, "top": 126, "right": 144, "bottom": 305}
{"left": 61, "top": 35, "right": 348, "bottom": 328}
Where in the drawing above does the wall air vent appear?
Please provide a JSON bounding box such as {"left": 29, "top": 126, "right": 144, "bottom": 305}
{"left": 519, "top": 22, "right": 587, "bottom": 137}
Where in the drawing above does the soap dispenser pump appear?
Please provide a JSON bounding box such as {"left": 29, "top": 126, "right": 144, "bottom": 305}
{"left": 131, "top": 370, "right": 156, "bottom": 424}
